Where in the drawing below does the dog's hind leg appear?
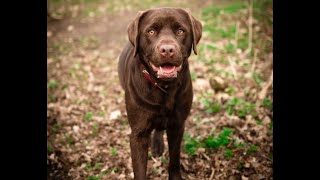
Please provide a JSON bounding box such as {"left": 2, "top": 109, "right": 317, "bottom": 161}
{"left": 151, "top": 130, "right": 164, "bottom": 157}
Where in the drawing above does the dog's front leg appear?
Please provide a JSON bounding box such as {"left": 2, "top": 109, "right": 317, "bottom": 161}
{"left": 167, "top": 123, "right": 185, "bottom": 180}
{"left": 130, "top": 132, "right": 149, "bottom": 180}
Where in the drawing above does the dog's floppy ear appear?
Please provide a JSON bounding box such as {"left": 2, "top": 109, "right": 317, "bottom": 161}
{"left": 182, "top": 9, "right": 202, "bottom": 55}
{"left": 127, "top": 11, "right": 146, "bottom": 57}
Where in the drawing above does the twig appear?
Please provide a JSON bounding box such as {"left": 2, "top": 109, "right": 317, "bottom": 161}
{"left": 250, "top": 49, "right": 259, "bottom": 74}
{"left": 227, "top": 57, "right": 238, "bottom": 79}
{"left": 261, "top": 154, "right": 273, "bottom": 161}
{"left": 202, "top": 153, "right": 211, "bottom": 161}
{"left": 235, "top": 21, "right": 239, "bottom": 48}
{"left": 258, "top": 70, "right": 273, "bottom": 100}
{"left": 209, "top": 168, "right": 215, "bottom": 180}
{"left": 217, "top": 14, "right": 221, "bottom": 29}
{"left": 151, "top": 156, "right": 158, "bottom": 163}
{"left": 247, "top": 0, "right": 253, "bottom": 54}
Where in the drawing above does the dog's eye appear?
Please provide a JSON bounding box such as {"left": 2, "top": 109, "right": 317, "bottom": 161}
{"left": 148, "top": 29, "right": 156, "bottom": 35}
{"left": 177, "top": 29, "right": 184, "bottom": 35}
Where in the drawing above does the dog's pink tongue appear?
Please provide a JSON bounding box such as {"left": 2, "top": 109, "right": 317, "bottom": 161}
{"left": 160, "top": 65, "right": 175, "bottom": 74}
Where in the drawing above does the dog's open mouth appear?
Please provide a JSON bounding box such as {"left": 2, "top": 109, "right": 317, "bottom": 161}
{"left": 150, "top": 62, "right": 182, "bottom": 79}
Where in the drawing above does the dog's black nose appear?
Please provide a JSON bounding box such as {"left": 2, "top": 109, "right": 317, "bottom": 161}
{"left": 159, "top": 44, "right": 176, "bottom": 58}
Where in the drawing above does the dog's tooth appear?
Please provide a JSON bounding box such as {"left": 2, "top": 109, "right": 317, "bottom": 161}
{"left": 159, "top": 66, "right": 163, "bottom": 74}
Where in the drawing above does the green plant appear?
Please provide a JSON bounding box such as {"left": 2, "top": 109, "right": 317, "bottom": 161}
{"left": 200, "top": 94, "right": 221, "bottom": 114}
{"left": 47, "top": 144, "right": 53, "bottom": 154}
{"left": 79, "top": 36, "right": 100, "bottom": 49}
{"left": 224, "top": 149, "right": 233, "bottom": 158}
{"left": 98, "top": 111, "right": 105, "bottom": 116}
{"left": 206, "top": 43, "right": 218, "bottom": 51}
{"left": 160, "top": 156, "right": 169, "bottom": 165}
{"left": 65, "top": 133, "right": 75, "bottom": 145}
{"left": 52, "top": 123, "right": 61, "bottom": 133}
{"left": 99, "top": 171, "right": 108, "bottom": 177}
{"left": 227, "top": 88, "right": 235, "bottom": 95}
{"left": 224, "top": 43, "right": 235, "bottom": 54}
{"left": 184, "top": 128, "right": 236, "bottom": 157}
{"left": 205, "top": 128, "right": 233, "bottom": 148}
{"left": 238, "top": 162, "right": 245, "bottom": 169}
{"left": 205, "top": 100, "right": 220, "bottom": 114}
{"left": 94, "top": 162, "right": 102, "bottom": 170}
{"left": 212, "top": 104, "right": 221, "bottom": 113}
{"left": 229, "top": 97, "right": 243, "bottom": 106}
{"left": 238, "top": 103, "right": 256, "bottom": 118}
{"left": 184, "top": 134, "right": 201, "bottom": 156}
{"left": 225, "top": 98, "right": 242, "bottom": 115}
{"left": 73, "top": 63, "right": 81, "bottom": 70}
{"left": 269, "top": 121, "right": 273, "bottom": 129}
{"left": 217, "top": 58, "right": 225, "bottom": 63}
{"left": 84, "top": 112, "right": 93, "bottom": 120}
{"left": 48, "top": 80, "right": 58, "bottom": 88}
{"left": 209, "top": 58, "right": 216, "bottom": 66}
{"left": 85, "top": 163, "right": 93, "bottom": 171}
{"left": 248, "top": 145, "right": 258, "bottom": 154}
{"left": 202, "top": 2, "right": 247, "bottom": 17}
{"left": 256, "top": 120, "right": 263, "bottom": 125}
{"left": 111, "top": 148, "right": 118, "bottom": 156}
{"left": 203, "top": 25, "right": 237, "bottom": 40}
{"left": 49, "top": 95, "right": 57, "bottom": 102}
{"left": 85, "top": 162, "right": 102, "bottom": 172}
{"left": 225, "top": 98, "right": 257, "bottom": 118}
{"left": 191, "top": 72, "right": 197, "bottom": 81}
{"left": 262, "top": 98, "right": 273, "bottom": 109}
{"left": 87, "top": 169, "right": 108, "bottom": 179}
{"left": 87, "top": 176, "right": 100, "bottom": 180}
{"left": 92, "top": 123, "right": 99, "bottom": 131}
{"left": 111, "top": 167, "right": 118, "bottom": 173}
{"left": 238, "top": 37, "right": 249, "bottom": 50}
{"left": 253, "top": 73, "right": 264, "bottom": 86}
{"left": 91, "top": 123, "right": 99, "bottom": 136}
{"left": 234, "top": 141, "right": 245, "bottom": 148}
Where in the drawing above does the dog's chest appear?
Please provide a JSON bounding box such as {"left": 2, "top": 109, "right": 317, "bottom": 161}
{"left": 154, "top": 86, "right": 178, "bottom": 112}
{"left": 164, "top": 94, "right": 176, "bottom": 111}
{"left": 151, "top": 94, "right": 177, "bottom": 130}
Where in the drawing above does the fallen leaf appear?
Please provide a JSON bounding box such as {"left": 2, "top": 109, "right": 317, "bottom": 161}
{"left": 109, "top": 110, "right": 121, "bottom": 120}
{"left": 67, "top": 25, "right": 74, "bottom": 32}
{"left": 47, "top": 31, "right": 52, "bottom": 37}
{"left": 241, "top": 175, "right": 249, "bottom": 180}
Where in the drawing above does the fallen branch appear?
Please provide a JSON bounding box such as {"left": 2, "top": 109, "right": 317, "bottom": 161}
{"left": 261, "top": 154, "right": 273, "bottom": 162}
{"left": 247, "top": 0, "right": 253, "bottom": 54}
{"left": 250, "top": 49, "right": 259, "bottom": 74}
{"left": 228, "top": 57, "right": 238, "bottom": 79}
{"left": 235, "top": 21, "right": 239, "bottom": 48}
{"left": 209, "top": 168, "right": 215, "bottom": 180}
{"left": 258, "top": 70, "right": 273, "bottom": 100}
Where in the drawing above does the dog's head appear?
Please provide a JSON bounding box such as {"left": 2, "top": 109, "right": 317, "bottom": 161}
{"left": 127, "top": 8, "right": 202, "bottom": 80}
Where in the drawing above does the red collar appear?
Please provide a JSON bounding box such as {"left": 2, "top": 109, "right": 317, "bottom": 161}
{"left": 141, "top": 66, "right": 168, "bottom": 94}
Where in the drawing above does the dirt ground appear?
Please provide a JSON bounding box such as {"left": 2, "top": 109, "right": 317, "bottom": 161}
{"left": 47, "top": 0, "right": 273, "bottom": 179}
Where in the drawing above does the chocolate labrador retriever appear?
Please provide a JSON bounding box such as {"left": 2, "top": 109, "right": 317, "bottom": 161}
{"left": 118, "top": 7, "right": 202, "bottom": 180}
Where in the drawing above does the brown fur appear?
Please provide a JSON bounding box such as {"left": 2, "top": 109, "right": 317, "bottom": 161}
{"left": 118, "top": 8, "right": 202, "bottom": 180}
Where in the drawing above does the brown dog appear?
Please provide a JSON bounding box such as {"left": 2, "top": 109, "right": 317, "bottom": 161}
{"left": 118, "top": 7, "right": 202, "bottom": 180}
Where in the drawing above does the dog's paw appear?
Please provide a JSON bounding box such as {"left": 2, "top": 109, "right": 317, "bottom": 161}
{"left": 169, "top": 172, "right": 183, "bottom": 180}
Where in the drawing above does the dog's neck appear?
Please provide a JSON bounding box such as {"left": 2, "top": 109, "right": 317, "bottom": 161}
{"left": 140, "top": 65, "right": 168, "bottom": 94}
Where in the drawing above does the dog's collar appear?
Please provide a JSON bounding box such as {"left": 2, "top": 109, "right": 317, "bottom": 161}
{"left": 141, "top": 65, "right": 168, "bottom": 94}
